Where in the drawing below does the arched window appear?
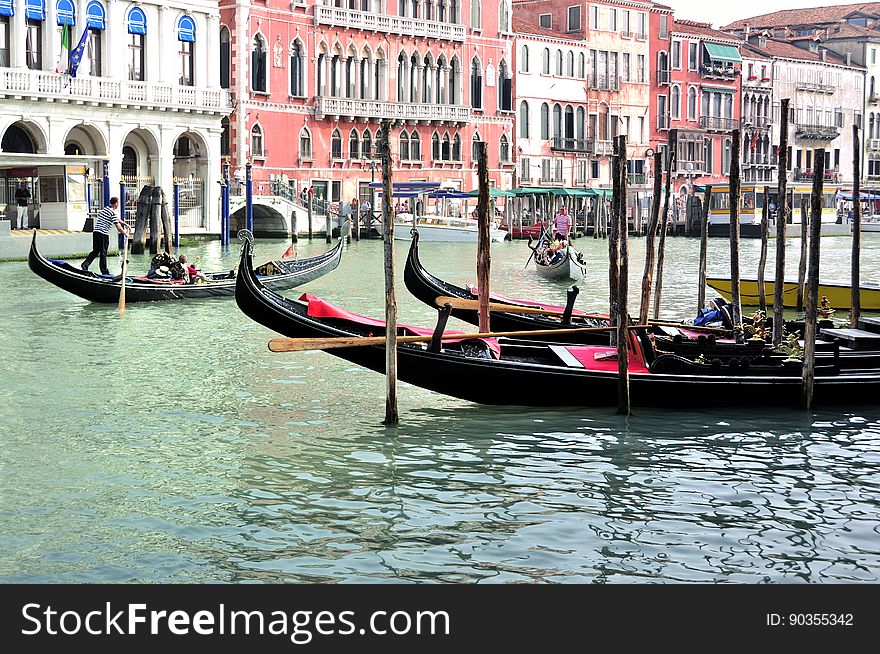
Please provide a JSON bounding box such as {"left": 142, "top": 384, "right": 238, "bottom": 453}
{"left": 128, "top": 8, "right": 147, "bottom": 82}
{"left": 436, "top": 55, "right": 447, "bottom": 103}
{"left": 498, "top": 59, "right": 511, "bottom": 111}
{"left": 442, "top": 133, "right": 451, "bottom": 160}
{"left": 519, "top": 101, "right": 530, "bottom": 138}
{"left": 449, "top": 57, "right": 460, "bottom": 104}
{"left": 432, "top": 132, "right": 440, "bottom": 160}
{"left": 871, "top": 76, "right": 876, "bottom": 97}
{"left": 687, "top": 87, "right": 697, "bottom": 120}
{"left": 471, "top": 133, "right": 480, "bottom": 162}
{"left": 219, "top": 25, "right": 230, "bottom": 89}
{"left": 520, "top": 45, "right": 529, "bottom": 72}
{"left": 470, "top": 57, "right": 482, "bottom": 109}
{"left": 498, "top": 0, "right": 510, "bottom": 33}
{"left": 409, "top": 52, "right": 419, "bottom": 103}
{"left": 542, "top": 48, "right": 550, "bottom": 74}
{"left": 290, "top": 40, "right": 304, "bottom": 96}
{"left": 576, "top": 106, "right": 585, "bottom": 141}
{"left": 470, "top": 0, "right": 481, "bottom": 29}
{"left": 220, "top": 117, "right": 230, "bottom": 158}
{"left": 84, "top": 1, "right": 106, "bottom": 77}
{"left": 552, "top": 103, "right": 562, "bottom": 139}
{"left": 345, "top": 51, "right": 357, "bottom": 98}
{"left": 349, "top": 129, "right": 360, "bottom": 159}
{"left": 540, "top": 102, "right": 550, "bottom": 139}
{"left": 555, "top": 50, "right": 563, "bottom": 76}
{"left": 722, "top": 138, "right": 732, "bottom": 174}
{"left": 252, "top": 34, "right": 267, "bottom": 92}
{"left": 299, "top": 128, "right": 312, "bottom": 159}
{"left": 331, "top": 129, "right": 342, "bottom": 159}
{"left": 411, "top": 131, "right": 421, "bottom": 160}
{"left": 422, "top": 53, "right": 432, "bottom": 103}
{"left": 449, "top": 0, "right": 458, "bottom": 23}
{"left": 397, "top": 53, "right": 407, "bottom": 101}
{"left": 564, "top": 105, "right": 574, "bottom": 139}
{"left": 724, "top": 94, "right": 733, "bottom": 118}
{"left": 566, "top": 50, "right": 574, "bottom": 77}
{"left": 177, "top": 15, "right": 196, "bottom": 86}
{"left": 452, "top": 133, "right": 462, "bottom": 160}
{"left": 671, "top": 85, "right": 680, "bottom": 119}
{"left": 251, "top": 124, "right": 264, "bottom": 158}
{"left": 400, "top": 131, "right": 410, "bottom": 160}
{"left": 500, "top": 134, "right": 509, "bottom": 162}
{"left": 122, "top": 146, "right": 138, "bottom": 177}
{"left": 359, "top": 129, "right": 371, "bottom": 158}
{"left": 578, "top": 52, "right": 585, "bottom": 79}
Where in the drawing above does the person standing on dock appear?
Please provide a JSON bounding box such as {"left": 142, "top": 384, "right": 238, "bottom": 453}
{"left": 14, "top": 182, "right": 30, "bottom": 230}
{"left": 81, "top": 197, "right": 130, "bottom": 275}
{"left": 553, "top": 205, "right": 572, "bottom": 241}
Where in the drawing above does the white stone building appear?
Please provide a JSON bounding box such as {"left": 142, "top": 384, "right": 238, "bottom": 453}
{"left": 0, "top": 0, "right": 230, "bottom": 232}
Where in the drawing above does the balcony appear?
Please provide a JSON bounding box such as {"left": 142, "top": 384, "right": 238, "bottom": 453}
{"left": 589, "top": 139, "right": 615, "bottom": 155}
{"left": 795, "top": 123, "right": 840, "bottom": 140}
{"left": 314, "top": 6, "right": 466, "bottom": 42}
{"left": 796, "top": 81, "right": 834, "bottom": 94}
{"left": 551, "top": 137, "right": 593, "bottom": 153}
{"left": 316, "top": 96, "right": 470, "bottom": 124}
{"left": 700, "top": 65, "right": 739, "bottom": 80}
{"left": 627, "top": 173, "right": 647, "bottom": 185}
{"left": 589, "top": 74, "right": 619, "bottom": 91}
{"left": 792, "top": 168, "right": 839, "bottom": 183}
{"left": 657, "top": 69, "right": 671, "bottom": 85}
{"left": 868, "top": 138, "right": 880, "bottom": 151}
{"left": 673, "top": 162, "right": 705, "bottom": 176}
{"left": 0, "top": 68, "right": 230, "bottom": 112}
{"left": 743, "top": 116, "right": 772, "bottom": 130}
{"left": 700, "top": 116, "right": 739, "bottom": 132}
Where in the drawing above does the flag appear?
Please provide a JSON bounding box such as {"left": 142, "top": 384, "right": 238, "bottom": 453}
{"left": 281, "top": 244, "right": 296, "bottom": 259}
{"left": 57, "top": 24, "right": 69, "bottom": 74}
{"left": 68, "top": 27, "right": 89, "bottom": 79}
{"left": 750, "top": 130, "right": 759, "bottom": 151}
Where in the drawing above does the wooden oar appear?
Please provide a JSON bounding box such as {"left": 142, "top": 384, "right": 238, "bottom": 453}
{"left": 268, "top": 324, "right": 652, "bottom": 353}
{"left": 118, "top": 234, "right": 129, "bottom": 313}
{"left": 523, "top": 227, "right": 551, "bottom": 269}
{"left": 435, "top": 295, "right": 607, "bottom": 320}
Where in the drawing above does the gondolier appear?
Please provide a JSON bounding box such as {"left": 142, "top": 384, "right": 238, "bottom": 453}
{"left": 81, "top": 198, "right": 130, "bottom": 275}
{"left": 553, "top": 206, "right": 572, "bottom": 240}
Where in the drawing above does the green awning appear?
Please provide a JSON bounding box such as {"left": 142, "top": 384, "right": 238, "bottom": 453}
{"left": 551, "top": 188, "right": 593, "bottom": 197}
{"left": 467, "top": 188, "right": 514, "bottom": 198}
{"left": 509, "top": 187, "right": 554, "bottom": 196}
{"left": 704, "top": 43, "right": 742, "bottom": 63}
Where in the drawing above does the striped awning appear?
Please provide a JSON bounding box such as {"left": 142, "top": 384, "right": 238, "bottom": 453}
{"left": 56, "top": 0, "right": 75, "bottom": 25}
{"left": 0, "top": 0, "right": 14, "bottom": 18}
{"left": 25, "top": 0, "right": 45, "bottom": 21}
{"left": 704, "top": 43, "right": 742, "bottom": 63}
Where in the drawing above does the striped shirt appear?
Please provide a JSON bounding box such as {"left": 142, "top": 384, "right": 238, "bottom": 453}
{"left": 93, "top": 206, "right": 120, "bottom": 235}
{"left": 554, "top": 213, "right": 572, "bottom": 236}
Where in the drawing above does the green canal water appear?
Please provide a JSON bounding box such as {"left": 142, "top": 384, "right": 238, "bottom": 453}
{"left": 1, "top": 233, "right": 879, "bottom": 582}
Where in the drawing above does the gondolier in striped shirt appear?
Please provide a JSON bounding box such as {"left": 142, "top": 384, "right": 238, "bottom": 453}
{"left": 553, "top": 205, "right": 572, "bottom": 241}
{"left": 81, "top": 198, "right": 131, "bottom": 275}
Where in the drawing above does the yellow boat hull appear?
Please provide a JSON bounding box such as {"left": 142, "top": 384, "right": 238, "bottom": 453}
{"left": 705, "top": 278, "right": 880, "bottom": 310}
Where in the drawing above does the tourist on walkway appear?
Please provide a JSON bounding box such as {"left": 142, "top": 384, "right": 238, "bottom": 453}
{"left": 553, "top": 205, "right": 572, "bottom": 240}
{"left": 14, "top": 182, "right": 30, "bottom": 230}
{"left": 81, "top": 197, "right": 130, "bottom": 275}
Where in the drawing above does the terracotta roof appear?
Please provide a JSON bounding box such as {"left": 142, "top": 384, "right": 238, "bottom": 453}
{"left": 511, "top": 16, "right": 584, "bottom": 42}
{"left": 724, "top": 3, "right": 880, "bottom": 30}
{"left": 673, "top": 19, "right": 743, "bottom": 42}
{"left": 820, "top": 21, "right": 880, "bottom": 39}
{"left": 742, "top": 38, "right": 852, "bottom": 65}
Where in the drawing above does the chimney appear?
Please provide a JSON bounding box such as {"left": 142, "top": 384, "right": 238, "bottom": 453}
{"left": 847, "top": 52, "right": 852, "bottom": 66}
{"left": 744, "top": 23, "right": 750, "bottom": 40}
{"left": 820, "top": 48, "right": 827, "bottom": 61}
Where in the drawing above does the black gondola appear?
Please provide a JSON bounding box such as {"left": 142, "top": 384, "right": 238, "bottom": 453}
{"left": 28, "top": 231, "right": 343, "bottom": 303}
{"left": 235, "top": 236, "right": 880, "bottom": 408}
{"left": 403, "top": 231, "right": 608, "bottom": 340}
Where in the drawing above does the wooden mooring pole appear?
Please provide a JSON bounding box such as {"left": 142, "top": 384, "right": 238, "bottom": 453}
{"left": 609, "top": 141, "right": 621, "bottom": 336}
{"left": 379, "top": 119, "right": 398, "bottom": 426}
{"left": 652, "top": 147, "right": 673, "bottom": 319}
{"left": 614, "top": 135, "right": 630, "bottom": 415}
{"left": 802, "top": 149, "right": 825, "bottom": 409}
{"left": 697, "top": 185, "right": 712, "bottom": 312}
{"left": 796, "top": 197, "right": 809, "bottom": 312}
{"left": 852, "top": 124, "right": 862, "bottom": 328}
{"left": 757, "top": 186, "right": 770, "bottom": 314}
{"left": 476, "top": 141, "right": 491, "bottom": 333}
{"left": 773, "top": 98, "right": 791, "bottom": 345}
{"left": 729, "top": 129, "right": 743, "bottom": 335}
{"left": 640, "top": 151, "right": 662, "bottom": 325}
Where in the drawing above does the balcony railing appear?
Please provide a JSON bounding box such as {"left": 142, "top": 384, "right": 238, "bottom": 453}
{"left": 657, "top": 69, "right": 671, "bottom": 85}
{"left": 314, "top": 6, "right": 466, "bottom": 42}
{"left": 743, "top": 116, "right": 772, "bottom": 130}
{"left": 673, "top": 163, "right": 704, "bottom": 176}
{"left": 700, "top": 116, "right": 740, "bottom": 131}
{"left": 792, "top": 168, "right": 839, "bottom": 182}
{"left": 796, "top": 81, "right": 834, "bottom": 94}
{"left": 795, "top": 123, "right": 840, "bottom": 140}
{"left": 589, "top": 74, "right": 619, "bottom": 91}
{"left": 657, "top": 114, "right": 670, "bottom": 130}
{"left": 700, "top": 65, "right": 739, "bottom": 80}
{"left": 589, "top": 139, "right": 614, "bottom": 155}
{"left": 0, "top": 68, "right": 229, "bottom": 110}
{"left": 316, "top": 96, "right": 471, "bottom": 123}
{"left": 627, "top": 173, "right": 647, "bottom": 184}
{"left": 550, "top": 137, "right": 593, "bottom": 153}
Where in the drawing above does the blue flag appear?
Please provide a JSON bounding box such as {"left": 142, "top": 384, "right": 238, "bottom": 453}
{"left": 68, "top": 27, "right": 89, "bottom": 78}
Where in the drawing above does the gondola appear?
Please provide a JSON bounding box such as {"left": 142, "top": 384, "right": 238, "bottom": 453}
{"left": 235, "top": 236, "right": 880, "bottom": 408}
{"left": 530, "top": 243, "right": 587, "bottom": 281}
{"left": 403, "top": 231, "right": 608, "bottom": 341}
{"left": 28, "top": 230, "right": 343, "bottom": 303}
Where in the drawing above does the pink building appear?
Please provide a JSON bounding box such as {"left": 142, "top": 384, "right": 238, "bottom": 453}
{"left": 219, "top": 0, "right": 515, "bottom": 223}
{"left": 650, "top": 15, "right": 743, "bottom": 194}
